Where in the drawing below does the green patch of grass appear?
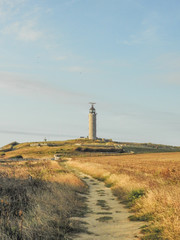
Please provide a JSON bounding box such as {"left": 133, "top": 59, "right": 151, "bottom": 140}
{"left": 96, "top": 216, "right": 113, "bottom": 222}
{"left": 96, "top": 200, "right": 111, "bottom": 210}
{"left": 96, "top": 190, "right": 106, "bottom": 196}
{"left": 140, "top": 225, "right": 163, "bottom": 240}
{"left": 96, "top": 200, "right": 107, "bottom": 207}
{"left": 105, "top": 182, "right": 114, "bottom": 188}
{"left": 96, "top": 190, "right": 105, "bottom": 193}
{"left": 99, "top": 193, "right": 106, "bottom": 196}
{"left": 125, "top": 189, "right": 145, "bottom": 207}
{"left": 128, "top": 213, "right": 153, "bottom": 221}
{"left": 96, "top": 212, "right": 112, "bottom": 215}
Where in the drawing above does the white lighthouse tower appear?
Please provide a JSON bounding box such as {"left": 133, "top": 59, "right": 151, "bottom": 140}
{"left": 89, "top": 102, "right": 97, "bottom": 140}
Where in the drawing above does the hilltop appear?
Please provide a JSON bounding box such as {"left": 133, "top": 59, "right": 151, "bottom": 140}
{"left": 0, "top": 138, "right": 179, "bottom": 159}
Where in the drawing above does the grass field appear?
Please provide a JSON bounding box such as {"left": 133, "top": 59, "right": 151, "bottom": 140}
{"left": 0, "top": 159, "right": 86, "bottom": 239}
{"left": 1, "top": 139, "right": 180, "bottom": 239}
{"left": 68, "top": 152, "right": 180, "bottom": 240}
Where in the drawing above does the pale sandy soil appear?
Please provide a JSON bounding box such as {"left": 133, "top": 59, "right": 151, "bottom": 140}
{"left": 72, "top": 172, "right": 143, "bottom": 240}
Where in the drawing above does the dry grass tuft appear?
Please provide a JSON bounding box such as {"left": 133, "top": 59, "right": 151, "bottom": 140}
{"left": 0, "top": 159, "right": 86, "bottom": 239}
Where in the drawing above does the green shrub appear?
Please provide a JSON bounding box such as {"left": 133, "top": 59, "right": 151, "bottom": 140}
{"left": 141, "top": 225, "right": 163, "bottom": 240}
{"left": 10, "top": 155, "right": 23, "bottom": 159}
{"left": 129, "top": 213, "right": 153, "bottom": 221}
{"left": 126, "top": 189, "right": 145, "bottom": 207}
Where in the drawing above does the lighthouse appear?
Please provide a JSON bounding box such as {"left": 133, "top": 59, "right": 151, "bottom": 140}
{"left": 89, "top": 103, "right": 97, "bottom": 140}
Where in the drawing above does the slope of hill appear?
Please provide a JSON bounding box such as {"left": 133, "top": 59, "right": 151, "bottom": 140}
{"left": 0, "top": 139, "right": 179, "bottom": 159}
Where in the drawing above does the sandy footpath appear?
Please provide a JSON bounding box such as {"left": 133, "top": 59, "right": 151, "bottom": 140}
{"left": 72, "top": 172, "right": 143, "bottom": 240}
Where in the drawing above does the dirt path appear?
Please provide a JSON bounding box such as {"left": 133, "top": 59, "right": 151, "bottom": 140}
{"left": 73, "top": 172, "right": 143, "bottom": 240}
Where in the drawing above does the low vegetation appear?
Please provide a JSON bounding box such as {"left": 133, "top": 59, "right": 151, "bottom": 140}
{"left": 1, "top": 139, "right": 179, "bottom": 160}
{"left": 0, "top": 159, "right": 86, "bottom": 239}
{"left": 75, "top": 146, "right": 124, "bottom": 153}
{"left": 68, "top": 152, "right": 180, "bottom": 240}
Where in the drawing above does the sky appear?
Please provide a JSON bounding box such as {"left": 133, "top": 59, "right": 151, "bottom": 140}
{"left": 0, "top": 0, "right": 180, "bottom": 147}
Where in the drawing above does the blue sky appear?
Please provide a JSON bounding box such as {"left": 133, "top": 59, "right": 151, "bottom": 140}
{"left": 0, "top": 0, "right": 180, "bottom": 146}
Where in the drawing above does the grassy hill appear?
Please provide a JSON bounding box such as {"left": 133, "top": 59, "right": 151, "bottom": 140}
{"left": 0, "top": 138, "right": 179, "bottom": 159}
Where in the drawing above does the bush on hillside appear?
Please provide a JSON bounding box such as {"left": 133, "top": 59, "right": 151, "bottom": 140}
{"left": 75, "top": 147, "right": 124, "bottom": 153}
{"left": 9, "top": 155, "right": 23, "bottom": 159}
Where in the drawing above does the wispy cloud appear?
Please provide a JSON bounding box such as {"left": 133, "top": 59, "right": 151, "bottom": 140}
{"left": 0, "top": 129, "right": 76, "bottom": 138}
{"left": 0, "top": 71, "right": 85, "bottom": 100}
{"left": 55, "top": 56, "right": 67, "bottom": 61}
{"left": 0, "top": 0, "right": 46, "bottom": 42}
{"left": 0, "top": 0, "right": 26, "bottom": 7}
{"left": 0, "top": 0, "right": 26, "bottom": 20}
{"left": 1, "top": 20, "right": 42, "bottom": 41}
{"left": 121, "top": 26, "right": 158, "bottom": 45}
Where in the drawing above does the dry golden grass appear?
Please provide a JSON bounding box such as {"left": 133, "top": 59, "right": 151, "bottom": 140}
{"left": 4, "top": 146, "right": 60, "bottom": 159}
{"left": 68, "top": 152, "right": 180, "bottom": 240}
{"left": 0, "top": 159, "right": 86, "bottom": 239}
